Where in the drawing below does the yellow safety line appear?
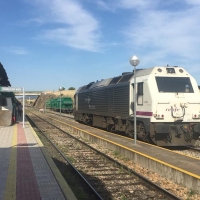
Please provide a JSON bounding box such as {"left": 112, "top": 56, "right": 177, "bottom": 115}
{"left": 3, "top": 125, "right": 17, "bottom": 200}
{"left": 68, "top": 119, "right": 200, "bottom": 161}
{"left": 49, "top": 116, "right": 200, "bottom": 180}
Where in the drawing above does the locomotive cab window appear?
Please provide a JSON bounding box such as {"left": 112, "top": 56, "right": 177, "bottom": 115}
{"left": 156, "top": 77, "right": 194, "bottom": 93}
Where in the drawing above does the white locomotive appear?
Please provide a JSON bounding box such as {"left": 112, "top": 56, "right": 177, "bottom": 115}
{"left": 74, "top": 66, "right": 200, "bottom": 146}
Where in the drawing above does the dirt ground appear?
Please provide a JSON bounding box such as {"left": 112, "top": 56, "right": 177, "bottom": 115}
{"left": 33, "top": 90, "right": 76, "bottom": 109}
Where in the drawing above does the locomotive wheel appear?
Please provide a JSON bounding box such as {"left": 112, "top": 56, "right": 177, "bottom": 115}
{"left": 107, "top": 124, "right": 115, "bottom": 132}
{"left": 184, "top": 130, "right": 192, "bottom": 143}
{"left": 137, "top": 123, "right": 150, "bottom": 143}
{"left": 166, "top": 133, "right": 172, "bottom": 143}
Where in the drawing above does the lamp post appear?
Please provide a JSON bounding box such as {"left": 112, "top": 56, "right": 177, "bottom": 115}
{"left": 44, "top": 93, "right": 46, "bottom": 113}
{"left": 59, "top": 87, "right": 65, "bottom": 116}
{"left": 129, "top": 55, "right": 140, "bottom": 145}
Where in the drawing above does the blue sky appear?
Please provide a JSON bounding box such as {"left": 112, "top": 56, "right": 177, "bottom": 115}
{"left": 0, "top": 0, "right": 200, "bottom": 91}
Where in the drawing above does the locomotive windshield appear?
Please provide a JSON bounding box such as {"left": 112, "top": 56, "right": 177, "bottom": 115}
{"left": 156, "top": 77, "right": 194, "bottom": 93}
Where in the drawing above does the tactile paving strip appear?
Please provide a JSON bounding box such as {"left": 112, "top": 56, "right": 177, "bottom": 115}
{"left": 0, "top": 122, "right": 67, "bottom": 200}
{"left": 17, "top": 124, "right": 40, "bottom": 200}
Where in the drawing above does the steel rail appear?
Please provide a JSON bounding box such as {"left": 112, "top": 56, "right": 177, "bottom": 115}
{"left": 27, "top": 111, "right": 182, "bottom": 200}
{"left": 26, "top": 114, "right": 104, "bottom": 200}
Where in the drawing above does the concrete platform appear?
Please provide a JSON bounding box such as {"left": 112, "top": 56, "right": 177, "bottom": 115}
{"left": 0, "top": 116, "right": 77, "bottom": 200}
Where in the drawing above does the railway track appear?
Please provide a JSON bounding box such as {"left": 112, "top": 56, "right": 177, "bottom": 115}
{"left": 26, "top": 110, "right": 181, "bottom": 200}
{"left": 27, "top": 113, "right": 101, "bottom": 200}
{"left": 187, "top": 145, "right": 200, "bottom": 152}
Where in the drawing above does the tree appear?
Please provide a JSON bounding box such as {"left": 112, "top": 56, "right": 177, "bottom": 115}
{"left": 68, "top": 87, "right": 76, "bottom": 90}
{"left": 0, "top": 62, "right": 11, "bottom": 86}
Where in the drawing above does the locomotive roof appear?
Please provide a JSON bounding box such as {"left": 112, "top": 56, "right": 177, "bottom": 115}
{"left": 77, "top": 69, "right": 144, "bottom": 92}
{"left": 77, "top": 66, "right": 187, "bottom": 92}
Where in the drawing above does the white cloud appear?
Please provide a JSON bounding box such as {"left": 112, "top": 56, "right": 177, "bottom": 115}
{"left": 123, "top": 2, "right": 200, "bottom": 63}
{"left": 95, "top": 0, "right": 113, "bottom": 11}
{"left": 30, "top": 0, "right": 101, "bottom": 51}
{"left": 20, "top": 18, "right": 44, "bottom": 26}
{"left": 42, "top": 27, "right": 101, "bottom": 51}
{"left": 92, "top": 0, "right": 200, "bottom": 61}
{"left": 117, "top": 0, "right": 153, "bottom": 9}
{"left": 6, "top": 46, "right": 29, "bottom": 55}
{"left": 184, "top": 0, "right": 200, "bottom": 6}
{"left": 94, "top": 0, "right": 154, "bottom": 11}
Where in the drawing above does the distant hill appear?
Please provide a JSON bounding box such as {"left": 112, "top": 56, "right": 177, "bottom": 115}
{"left": 0, "top": 63, "right": 11, "bottom": 86}
{"left": 33, "top": 90, "right": 76, "bottom": 109}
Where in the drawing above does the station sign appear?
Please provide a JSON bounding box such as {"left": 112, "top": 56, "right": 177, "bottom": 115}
{"left": 0, "top": 87, "right": 23, "bottom": 92}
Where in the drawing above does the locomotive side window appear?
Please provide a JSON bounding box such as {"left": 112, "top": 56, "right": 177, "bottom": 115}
{"left": 156, "top": 77, "right": 194, "bottom": 93}
{"left": 137, "top": 82, "right": 143, "bottom": 95}
{"left": 137, "top": 82, "right": 143, "bottom": 105}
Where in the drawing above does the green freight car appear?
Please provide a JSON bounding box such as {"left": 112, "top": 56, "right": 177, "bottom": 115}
{"left": 46, "top": 97, "right": 73, "bottom": 113}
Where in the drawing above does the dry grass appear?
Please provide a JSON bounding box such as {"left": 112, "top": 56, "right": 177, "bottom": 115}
{"left": 44, "top": 90, "right": 76, "bottom": 99}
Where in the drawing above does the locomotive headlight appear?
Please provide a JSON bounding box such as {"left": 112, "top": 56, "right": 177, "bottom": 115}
{"left": 159, "top": 114, "right": 164, "bottom": 119}
{"left": 154, "top": 113, "right": 164, "bottom": 119}
{"left": 166, "top": 68, "right": 175, "bottom": 74}
{"left": 192, "top": 114, "right": 200, "bottom": 119}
